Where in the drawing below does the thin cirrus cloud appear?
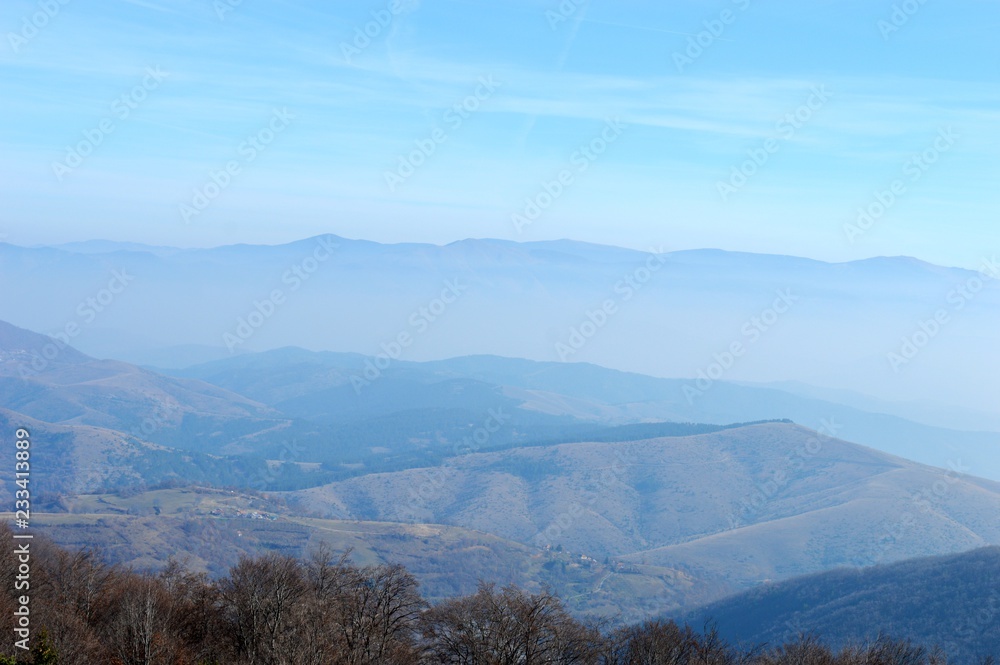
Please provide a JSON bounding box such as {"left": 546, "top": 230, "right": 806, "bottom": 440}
{"left": 0, "top": 0, "right": 996, "bottom": 267}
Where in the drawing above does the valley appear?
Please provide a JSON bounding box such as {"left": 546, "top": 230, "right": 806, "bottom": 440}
{"left": 4, "top": 315, "right": 1000, "bottom": 636}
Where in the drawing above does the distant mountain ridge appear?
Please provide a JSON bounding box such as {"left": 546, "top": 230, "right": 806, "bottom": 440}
{"left": 0, "top": 320, "right": 282, "bottom": 439}
{"left": 174, "top": 347, "right": 1000, "bottom": 482}
{"left": 31, "top": 236, "right": 969, "bottom": 270}
{"left": 3, "top": 235, "right": 998, "bottom": 419}
{"left": 5, "top": 317, "right": 1000, "bottom": 485}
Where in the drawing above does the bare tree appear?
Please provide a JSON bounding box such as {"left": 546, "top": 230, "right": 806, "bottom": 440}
{"left": 102, "top": 574, "right": 176, "bottom": 665}
{"left": 421, "top": 582, "right": 601, "bottom": 665}
{"left": 219, "top": 553, "right": 307, "bottom": 665}
{"left": 159, "top": 559, "right": 224, "bottom": 663}
{"left": 324, "top": 562, "right": 424, "bottom": 665}
{"left": 604, "top": 619, "right": 699, "bottom": 665}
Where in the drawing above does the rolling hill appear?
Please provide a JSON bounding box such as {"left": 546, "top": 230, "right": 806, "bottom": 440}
{"left": 5, "top": 318, "right": 1000, "bottom": 634}
{"left": 4, "top": 486, "right": 726, "bottom": 622}
{"left": 287, "top": 421, "right": 1000, "bottom": 603}
{"left": 0, "top": 407, "right": 286, "bottom": 501}
{"left": 0, "top": 321, "right": 621, "bottom": 475}
{"left": 686, "top": 546, "right": 1000, "bottom": 663}
{"left": 175, "top": 348, "right": 1000, "bottom": 481}
{"left": 0, "top": 320, "right": 286, "bottom": 454}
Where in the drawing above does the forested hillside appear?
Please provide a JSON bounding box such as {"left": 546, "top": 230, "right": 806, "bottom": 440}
{"left": 689, "top": 546, "right": 1000, "bottom": 664}
{"left": 0, "top": 521, "right": 992, "bottom": 664}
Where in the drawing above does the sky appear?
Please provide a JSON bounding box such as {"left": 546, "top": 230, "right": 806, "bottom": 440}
{"left": 1, "top": 0, "right": 997, "bottom": 269}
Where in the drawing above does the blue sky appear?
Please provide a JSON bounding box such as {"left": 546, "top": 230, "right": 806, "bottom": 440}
{"left": 1, "top": 0, "right": 997, "bottom": 268}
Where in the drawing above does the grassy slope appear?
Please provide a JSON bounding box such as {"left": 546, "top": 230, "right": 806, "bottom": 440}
{"left": 2, "top": 485, "right": 717, "bottom": 622}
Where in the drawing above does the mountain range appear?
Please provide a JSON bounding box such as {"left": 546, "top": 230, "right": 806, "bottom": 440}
{"left": 4, "top": 316, "right": 1000, "bottom": 624}
{"left": 3, "top": 236, "right": 999, "bottom": 419}
{"left": 2, "top": 230, "right": 999, "bottom": 656}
